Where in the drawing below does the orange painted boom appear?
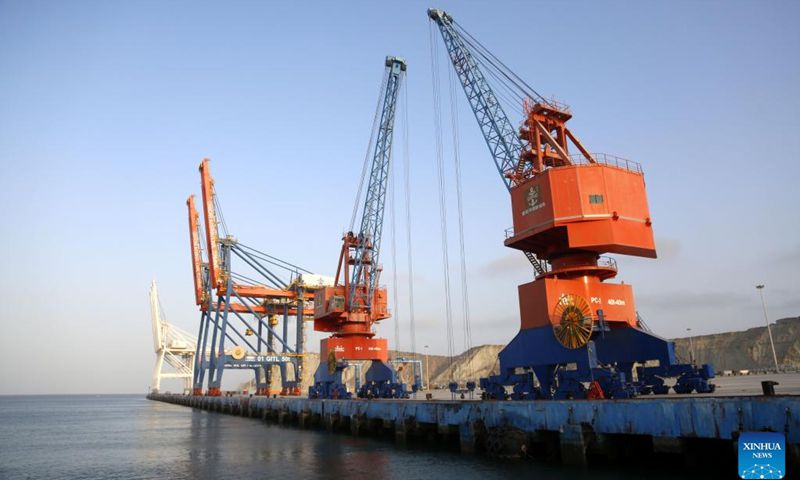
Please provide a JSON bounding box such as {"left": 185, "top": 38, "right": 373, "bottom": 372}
{"left": 201, "top": 302, "right": 314, "bottom": 317}
{"left": 199, "top": 158, "right": 222, "bottom": 290}
{"left": 186, "top": 195, "right": 205, "bottom": 306}
{"left": 222, "top": 284, "right": 315, "bottom": 300}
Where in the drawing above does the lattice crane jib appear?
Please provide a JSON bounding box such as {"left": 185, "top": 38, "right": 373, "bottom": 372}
{"left": 428, "top": 9, "right": 522, "bottom": 192}
{"left": 348, "top": 57, "right": 406, "bottom": 315}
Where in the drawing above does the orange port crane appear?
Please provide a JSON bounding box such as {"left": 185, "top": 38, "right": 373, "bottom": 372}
{"left": 308, "top": 57, "right": 409, "bottom": 399}
{"left": 429, "top": 8, "right": 715, "bottom": 399}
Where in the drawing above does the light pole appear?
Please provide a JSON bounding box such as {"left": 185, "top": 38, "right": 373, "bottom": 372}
{"left": 424, "top": 345, "right": 430, "bottom": 390}
{"left": 756, "top": 285, "right": 780, "bottom": 373}
{"left": 686, "top": 328, "right": 695, "bottom": 365}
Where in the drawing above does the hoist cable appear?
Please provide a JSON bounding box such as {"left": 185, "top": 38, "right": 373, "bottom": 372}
{"left": 452, "top": 20, "right": 549, "bottom": 105}
{"left": 430, "top": 22, "right": 456, "bottom": 381}
{"left": 389, "top": 146, "right": 400, "bottom": 356}
{"left": 402, "top": 79, "right": 418, "bottom": 361}
{"left": 447, "top": 63, "right": 473, "bottom": 356}
{"left": 213, "top": 194, "right": 229, "bottom": 238}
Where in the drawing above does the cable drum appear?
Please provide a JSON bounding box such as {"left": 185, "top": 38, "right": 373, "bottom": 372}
{"left": 551, "top": 294, "right": 593, "bottom": 349}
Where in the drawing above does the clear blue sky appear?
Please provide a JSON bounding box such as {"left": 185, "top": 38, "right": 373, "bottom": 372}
{"left": 1, "top": 1, "right": 797, "bottom": 394}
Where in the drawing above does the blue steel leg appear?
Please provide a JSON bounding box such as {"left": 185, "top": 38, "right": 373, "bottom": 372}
{"left": 296, "top": 295, "right": 304, "bottom": 390}
{"left": 210, "top": 276, "right": 234, "bottom": 391}
{"left": 481, "top": 325, "right": 715, "bottom": 400}
{"left": 309, "top": 363, "right": 350, "bottom": 399}
{"left": 358, "top": 361, "right": 408, "bottom": 399}
{"left": 211, "top": 302, "right": 231, "bottom": 388}
{"left": 280, "top": 309, "right": 288, "bottom": 392}
{"left": 193, "top": 310, "right": 210, "bottom": 392}
{"left": 205, "top": 296, "right": 224, "bottom": 393}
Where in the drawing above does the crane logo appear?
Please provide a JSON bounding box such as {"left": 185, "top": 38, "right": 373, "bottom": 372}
{"left": 522, "top": 185, "right": 545, "bottom": 216}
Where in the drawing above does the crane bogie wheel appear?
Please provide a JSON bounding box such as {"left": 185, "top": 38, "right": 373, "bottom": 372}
{"left": 231, "top": 345, "right": 246, "bottom": 360}
{"left": 552, "top": 294, "right": 593, "bottom": 349}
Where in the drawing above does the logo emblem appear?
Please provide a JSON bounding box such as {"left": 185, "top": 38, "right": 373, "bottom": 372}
{"left": 527, "top": 185, "right": 540, "bottom": 207}
{"left": 521, "top": 185, "right": 545, "bottom": 216}
{"left": 739, "top": 431, "right": 785, "bottom": 479}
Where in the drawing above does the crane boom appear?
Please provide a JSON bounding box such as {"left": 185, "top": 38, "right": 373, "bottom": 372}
{"left": 349, "top": 56, "right": 407, "bottom": 312}
{"left": 186, "top": 195, "right": 205, "bottom": 306}
{"left": 428, "top": 9, "right": 523, "bottom": 191}
{"left": 199, "top": 158, "right": 222, "bottom": 290}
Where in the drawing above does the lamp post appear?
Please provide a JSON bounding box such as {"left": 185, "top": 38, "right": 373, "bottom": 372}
{"left": 686, "top": 327, "right": 695, "bottom": 365}
{"left": 756, "top": 285, "right": 780, "bottom": 373}
{"left": 424, "top": 345, "right": 430, "bottom": 390}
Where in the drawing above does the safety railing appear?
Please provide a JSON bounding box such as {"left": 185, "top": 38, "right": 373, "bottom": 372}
{"left": 570, "top": 153, "right": 643, "bottom": 174}
{"left": 597, "top": 256, "right": 618, "bottom": 271}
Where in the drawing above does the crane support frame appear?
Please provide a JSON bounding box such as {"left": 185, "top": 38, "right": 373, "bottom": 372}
{"left": 189, "top": 159, "right": 320, "bottom": 397}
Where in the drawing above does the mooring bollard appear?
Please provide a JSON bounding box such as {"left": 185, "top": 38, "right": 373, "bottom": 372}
{"left": 761, "top": 380, "right": 779, "bottom": 396}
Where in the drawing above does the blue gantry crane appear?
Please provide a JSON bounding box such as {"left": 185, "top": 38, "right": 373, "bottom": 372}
{"left": 188, "top": 159, "right": 325, "bottom": 397}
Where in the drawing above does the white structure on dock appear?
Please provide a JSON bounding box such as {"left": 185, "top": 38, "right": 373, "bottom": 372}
{"left": 150, "top": 280, "right": 196, "bottom": 393}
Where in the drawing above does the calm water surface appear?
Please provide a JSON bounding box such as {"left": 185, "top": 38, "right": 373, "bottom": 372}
{"left": 0, "top": 395, "right": 700, "bottom": 479}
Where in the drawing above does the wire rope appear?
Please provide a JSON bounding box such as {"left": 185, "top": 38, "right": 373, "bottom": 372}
{"left": 389, "top": 145, "right": 400, "bottom": 356}
{"left": 402, "top": 78, "right": 418, "bottom": 362}
{"left": 453, "top": 20, "right": 549, "bottom": 105}
{"left": 430, "top": 22, "right": 456, "bottom": 382}
{"left": 213, "top": 194, "right": 229, "bottom": 238}
{"left": 447, "top": 62, "right": 473, "bottom": 356}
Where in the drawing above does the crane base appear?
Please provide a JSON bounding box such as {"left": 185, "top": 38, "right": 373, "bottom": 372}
{"left": 308, "top": 360, "right": 409, "bottom": 399}
{"left": 357, "top": 361, "right": 409, "bottom": 399}
{"left": 309, "top": 365, "right": 351, "bottom": 400}
{"left": 480, "top": 326, "right": 715, "bottom": 400}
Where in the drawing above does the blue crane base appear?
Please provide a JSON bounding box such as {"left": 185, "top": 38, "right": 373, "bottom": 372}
{"left": 309, "top": 360, "right": 409, "bottom": 400}
{"left": 480, "top": 325, "right": 715, "bottom": 400}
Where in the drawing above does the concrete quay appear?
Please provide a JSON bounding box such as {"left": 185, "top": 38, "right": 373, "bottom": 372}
{"left": 148, "top": 393, "right": 799, "bottom": 472}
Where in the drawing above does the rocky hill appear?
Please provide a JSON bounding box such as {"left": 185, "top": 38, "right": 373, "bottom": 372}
{"left": 242, "top": 316, "right": 799, "bottom": 392}
{"left": 673, "top": 316, "right": 800, "bottom": 371}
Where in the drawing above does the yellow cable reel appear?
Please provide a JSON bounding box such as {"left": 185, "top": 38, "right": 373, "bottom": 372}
{"left": 231, "top": 345, "right": 247, "bottom": 360}
{"left": 327, "top": 351, "right": 338, "bottom": 374}
{"left": 552, "top": 294, "right": 594, "bottom": 349}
